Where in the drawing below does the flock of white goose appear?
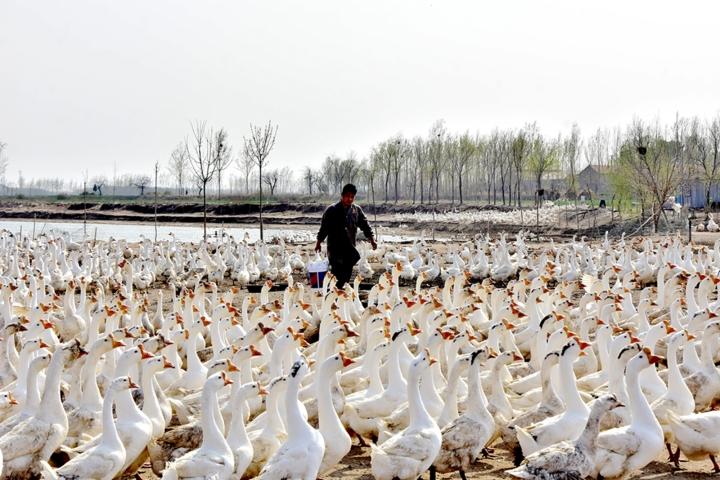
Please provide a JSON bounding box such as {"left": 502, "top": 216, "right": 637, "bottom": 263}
{"left": 2, "top": 229, "right": 720, "bottom": 479}
{"left": 395, "top": 205, "right": 561, "bottom": 227}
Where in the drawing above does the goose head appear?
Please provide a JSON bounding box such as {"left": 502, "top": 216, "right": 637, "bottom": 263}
{"left": 626, "top": 347, "right": 663, "bottom": 375}
{"left": 109, "top": 375, "right": 139, "bottom": 393}
{"left": 142, "top": 354, "right": 175, "bottom": 377}
{"left": 206, "top": 358, "right": 240, "bottom": 377}
{"left": 495, "top": 350, "right": 524, "bottom": 367}
{"left": 591, "top": 394, "right": 625, "bottom": 414}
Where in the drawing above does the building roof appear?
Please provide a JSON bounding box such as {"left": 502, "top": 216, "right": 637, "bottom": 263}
{"left": 581, "top": 164, "right": 612, "bottom": 174}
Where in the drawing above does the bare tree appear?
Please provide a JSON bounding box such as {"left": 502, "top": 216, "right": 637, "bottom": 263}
{"left": 91, "top": 176, "right": 107, "bottom": 196}
{"left": 389, "top": 137, "right": 406, "bottom": 203}
{"left": 428, "top": 121, "right": 446, "bottom": 203}
{"left": 236, "top": 152, "right": 256, "bottom": 195}
{"left": 186, "top": 120, "right": 219, "bottom": 241}
{"left": 213, "top": 128, "right": 232, "bottom": 199}
{"left": 455, "top": 132, "right": 476, "bottom": 204}
{"left": 243, "top": 121, "right": 278, "bottom": 241}
{"left": 262, "top": 169, "right": 280, "bottom": 196}
{"left": 510, "top": 128, "right": 531, "bottom": 206}
{"left": 528, "top": 134, "right": 559, "bottom": 194}
{"left": 168, "top": 143, "right": 189, "bottom": 195}
{"left": 563, "top": 124, "right": 582, "bottom": 200}
{"left": 687, "top": 116, "right": 720, "bottom": 211}
{"left": 411, "top": 137, "right": 427, "bottom": 204}
{"left": 0, "top": 142, "right": 9, "bottom": 192}
{"left": 303, "top": 166, "right": 315, "bottom": 195}
{"left": 132, "top": 175, "right": 151, "bottom": 196}
{"left": 620, "top": 118, "right": 685, "bottom": 230}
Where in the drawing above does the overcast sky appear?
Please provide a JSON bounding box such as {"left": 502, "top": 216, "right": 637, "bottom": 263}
{"left": 1, "top": 0, "right": 719, "bottom": 182}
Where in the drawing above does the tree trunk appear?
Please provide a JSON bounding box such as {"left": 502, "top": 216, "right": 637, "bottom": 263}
{"left": 259, "top": 163, "right": 264, "bottom": 241}
{"left": 459, "top": 171, "right": 463, "bottom": 204}
{"left": 202, "top": 182, "right": 207, "bottom": 241}
{"left": 394, "top": 171, "right": 399, "bottom": 204}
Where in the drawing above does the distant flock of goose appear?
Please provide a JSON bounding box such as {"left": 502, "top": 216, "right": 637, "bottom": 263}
{"left": 2, "top": 229, "right": 720, "bottom": 479}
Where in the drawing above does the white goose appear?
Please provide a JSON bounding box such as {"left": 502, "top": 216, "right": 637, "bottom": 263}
{"left": 432, "top": 348, "right": 495, "bottom": 480}
{"left": 0, "top": 340, "right": 86, "bottom": 478}
{"left": 508, "top": 395, "right": 625, "bottom": 480}
{"left": 258, "top": 358, "right": 325, "bottom": 480}
{"left": 370, "top": 350, "right": 441, "bottom": 480}
{"left": 42, "top": 376, "right": 136, "bottom": 480}
{"left": 161, "top": 372, "right": 235, "bottom": 480}
{"left": 593, "top": 348, "right": 665, "bottom": 479}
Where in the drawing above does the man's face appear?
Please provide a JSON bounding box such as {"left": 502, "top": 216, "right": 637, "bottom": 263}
{"left": 341, "top": 193, "right": 355, "bottom": 208}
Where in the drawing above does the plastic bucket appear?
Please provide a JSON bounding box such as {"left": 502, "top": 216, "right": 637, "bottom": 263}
{"left": 307, "top": 254, "right": 329, "bottom": 289}
{"left": 307, "top": 270, "right": 326, "bottom": 288}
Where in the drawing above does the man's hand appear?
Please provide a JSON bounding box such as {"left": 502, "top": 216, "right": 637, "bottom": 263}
{"left": 315, "top": 240, "right": 322, "bottom": 253}
{"left": 370, "top": 239, "right": 377, "bottom": 250}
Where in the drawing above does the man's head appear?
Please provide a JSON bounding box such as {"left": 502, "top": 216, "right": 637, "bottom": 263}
{"left": 341, "top": 183, "right": 357, "bottom": 208}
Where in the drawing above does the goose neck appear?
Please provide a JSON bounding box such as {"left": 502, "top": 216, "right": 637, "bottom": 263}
{"left": 407, "top": 367, "right": 432, "bottom": 428}
{"left": 317, "top": 365, "right": 344, "bottom": 435}
{"left": 559, "top": 354, "right": 585, "bottom": 412}
{"left": 100, "top": 387, "right": 124, "bottom": 450}
{"left": 627, "top": 365, "right": 658, "bottom": 428}
{"left": 200, "top": 386, "right": 227, "bottom": 451}
{"left": 38, "top": 351, "right": 66, "bottom": 422}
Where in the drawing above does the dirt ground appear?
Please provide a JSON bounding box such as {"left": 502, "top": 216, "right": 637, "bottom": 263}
{"left": 134, "top": 448, "right": 717, "bottom": 479}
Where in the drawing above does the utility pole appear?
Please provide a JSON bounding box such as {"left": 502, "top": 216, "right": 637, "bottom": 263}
{"left": 154, "top": 161, "right": 159, "bottom": 243}
{"left": 83, "top": 175, "right": 87, "bottom": 240}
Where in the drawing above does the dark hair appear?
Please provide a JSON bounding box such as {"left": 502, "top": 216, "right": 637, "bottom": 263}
{"left": 341, "top": 184, "right": 357, "bottom": 195}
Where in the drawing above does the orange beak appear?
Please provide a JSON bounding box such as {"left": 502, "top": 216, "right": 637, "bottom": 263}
{"left": 249, "top": 345, "right": 263, "bottom": 357}
{"left": 340, "top": 352, "right": 355, "bottom": 368}
{"left": 138, "top": 345, "right": 154, "bottom": 360}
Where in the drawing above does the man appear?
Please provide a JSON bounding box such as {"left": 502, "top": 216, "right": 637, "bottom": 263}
{"left": 315, "top": 183, "right": 377, "bottom": 288}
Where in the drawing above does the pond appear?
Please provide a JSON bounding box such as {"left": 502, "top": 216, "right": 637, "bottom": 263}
{"left": 0, "top": 219, "right": 418, "bottom": 244}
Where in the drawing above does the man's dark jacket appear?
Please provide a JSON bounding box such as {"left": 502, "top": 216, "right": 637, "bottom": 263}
{"left": 317, "top": 202, "right": 374, "bottom": 269}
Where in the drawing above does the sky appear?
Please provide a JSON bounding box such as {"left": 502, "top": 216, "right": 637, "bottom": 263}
{"left": 1, "top": 0, "right": 719, "bottom": 183}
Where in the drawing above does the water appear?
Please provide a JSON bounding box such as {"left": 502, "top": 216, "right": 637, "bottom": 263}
{"left": 0, "top": 219, "right": 416, "bottom": 244}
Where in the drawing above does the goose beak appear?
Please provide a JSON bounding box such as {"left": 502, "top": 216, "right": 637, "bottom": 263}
{"left": 249, "top": 345, "right": 263, "bottom": 357}
{"left": 630, "top": 335, "right": 641, "bottom": 344}
{"left": 512, "top": 353, "right": 524, "bottom": 362}
{"left": 138, "top": 345, "right": 154, "bottom": 360}
{"left": 649, "top": 354, "right": 664, "bottom": 365}
{"left": 222, "top": 372, "right": 234, "bottom": 386}
{"left": 39, "top": 340, "right": 50, "bottom": 349}
{"left": 227, "top": 360, "right": 240, "bottom": 373}
{"left": 112, "top": 339, "right": 127, "bottom": 349}
{"left": 128, "top": 380, "right": 139, "bottom": 389}
{"left": 163, "top": 357, "right": 175, "bottom": 369}
{"left": 340, "top": 352, "right": 355, "bottom": 368}
{"left": 8, "top": 394, "right": 18, "bottom": 406}
{"left": 258, "top": 386, "right": 269, "bottom": 396}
